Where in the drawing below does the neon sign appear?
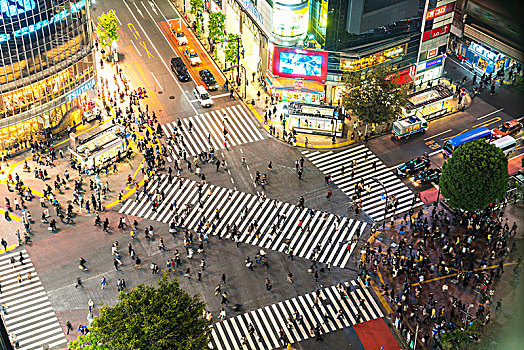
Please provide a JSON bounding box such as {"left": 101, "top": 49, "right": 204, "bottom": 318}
{"left": 0, "top": 0, "right": 36, "bottom": 18}
{"left": 0, "top": 0, "right": 86, "bottom": 43}
{"left": 67, "top": 77, "right": 96, "bottom": 102}
{"left": 426, "top": 2, "right": 455, "bottom": 20}
{"left": 422, "top": 24, "right": 450, "bottom": 42}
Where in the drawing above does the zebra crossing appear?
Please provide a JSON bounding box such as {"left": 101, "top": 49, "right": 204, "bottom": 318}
{"left": 162, "top": 105, "right": 266, "bottom": 160}
{"left": 0, "top": 250, "right": 67, "bottom": 350}
{"left": 119, "top": 176, "right": 367, "bottom": 268}
{"left": 210, "top": 279, "right": 384, "bottom": 350}
{"left": 302, "top": 145, "right": 422, "bottom": 222}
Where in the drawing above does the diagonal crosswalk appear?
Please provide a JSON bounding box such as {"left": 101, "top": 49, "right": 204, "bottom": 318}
{"left": 119, "top": 176, "right": 367, "bottom": 268}
{"left": 162, "top": 105, "right": 266, "bottom": 160}
{"left": 209, "top": 279, "right": 384, "bottom": 350}
{"left": 302, "top": 145, "right": 422, "bottom": 222}
{"left": 0, "top": 250, "right": 67, "bottom": 350}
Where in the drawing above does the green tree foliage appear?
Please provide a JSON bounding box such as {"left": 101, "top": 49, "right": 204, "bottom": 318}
{"left": 440, "top": 139, "right": 509, "bottom": 212}
{"left": 440, "top": 321, "right": 482, "bottom": 350}
{"left": 341, "top": 66, "right": 408, "bottom": 124}
{"left": 208, "top": 12, "right": 226, "bottom": 44}
{"left": 96, "top": 11, "right": 119, "bottom": 47}
{"left": 225, "top": 33, "right": 241, "bottom": 65}
{"left": 69, "top": 276, "right": 209, "bottom": 350}
{"left": 189, "top": 0, "right": 203, "bottom": 36}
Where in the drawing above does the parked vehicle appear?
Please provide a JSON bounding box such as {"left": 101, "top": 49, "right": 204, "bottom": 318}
{"left": 173, "top": 30, "right": 188, "bottom": 45}
{"left": 198, "top": 69, "right": 218, "bottom": 90}
{"left": 171, "top": 57, "right": 191, "bottom": 82}
{"left": 184, "top": 48, "right": 201, "bottom": 66}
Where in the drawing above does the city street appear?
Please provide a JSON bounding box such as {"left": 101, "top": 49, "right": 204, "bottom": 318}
{"left": 0, "top": 1, "right": 522, "bottom": 350}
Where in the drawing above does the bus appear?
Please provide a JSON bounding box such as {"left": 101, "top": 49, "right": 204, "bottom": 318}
{"left": 492, "top": 135, "right": 517, "bottom": 156}
{"left": 442, "top": 127, "right": 492, "bottom": 157}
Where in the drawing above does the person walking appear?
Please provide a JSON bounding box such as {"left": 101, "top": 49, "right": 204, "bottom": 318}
{"left": 66, "top": 321, "right": 74, "bottom": 335}
{"left": 101, "top": 276, "right": 107, "bottom": 289}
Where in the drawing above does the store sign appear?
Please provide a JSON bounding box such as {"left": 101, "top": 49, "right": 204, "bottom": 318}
{"left": 422, "top": 24, "right": 450, "bottom": 42}
{"left": 294, "top": 80, "right": 304, "bottom": 89}
{"left": 0, "top": 0, "right": 36, "bottom": 18}
{"left": 272, "top": 2, "right": 308, "bottom": 38}
{"left": 239, "top": 0, "right": 263, "bottom": 24}
{"left": 426, "top": 2, "right": 455, "bottom": 20}
{"left": 469, "top": 42, "right": 497, "bottom": 61}
{"left": 0, "top": 0, "right": 86, "bottom": 43}
{"left": 67, "top": 78, "right": 96, "bottom": 102}
{"left": 340, "top": 44, "right": 407, "bottom": 71}
{"left": 418, "top": 56, "right": 443, "bottom": 71}
{"left": 427, "top": 48, "right": 438, "bottom": 59}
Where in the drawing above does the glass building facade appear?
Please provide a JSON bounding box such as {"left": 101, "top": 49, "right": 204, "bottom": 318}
{"left": 0, "top": 0, "right": 95, "bottom": 151}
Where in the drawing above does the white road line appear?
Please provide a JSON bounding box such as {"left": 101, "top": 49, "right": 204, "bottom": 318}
{"left": 122, "top": 0, "right": 198, "bottom": 114}
{"left": 130, "top": 40, "right": 142, "bottom": 57}
{"left": 429, "top": 149, "right": 442, "bottom": 156}
{"left": 212, "top": 92, "right": 231, "bottom": 98}
{"left": 477, "top": 108, "right": 504, "bottom": 120}
{"left": 231, "top": 178, "right": 234, "bottom": 183}
{"left": 115, "top": 13, "right": 122, "bottom": 25}
{"left": 132, "top": 1, "right": 143, "bottom": 16}
{"left": 151, "top": 72, "right": 162, "bottom": 90}
{"left": 424, "top": 129, "right": 452, "bottom": 140}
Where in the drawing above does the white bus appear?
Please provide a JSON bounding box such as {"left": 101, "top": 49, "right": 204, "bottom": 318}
{"left": 492, "top": 135, "right": 517, "bottom": 156}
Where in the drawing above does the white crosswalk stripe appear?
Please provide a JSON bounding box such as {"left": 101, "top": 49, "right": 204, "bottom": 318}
{"left": 209, "top": 279, "right": 384, "bottom": 350}
{"left": 0, "top": 250, "right": 67, "bottom": 350}
{"left": 302, "top": 145, "right": 422, "bottom": 222}
{"left": 162, "top": 105, "right": 266, "bottom": 160}
{"left": 119, "top": 176, "right": 367, "bottom": 268}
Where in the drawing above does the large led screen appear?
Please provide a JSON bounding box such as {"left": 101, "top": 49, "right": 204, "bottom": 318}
{"left": 273, "top": 47, "right": 328, "bottom": 82}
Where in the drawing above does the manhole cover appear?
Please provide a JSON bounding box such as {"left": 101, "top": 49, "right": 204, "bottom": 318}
{"left": 169, "top": 96, "right": 175, "bottom": 99}
{"left": 158, "top": 91, "right": 163, "bottom": 94}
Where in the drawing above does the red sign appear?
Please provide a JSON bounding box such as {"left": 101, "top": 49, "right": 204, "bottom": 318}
{"left": 422, "top": 24, "right": 450, "bottom": 41}
{"left": 427, "top": 48, "right": 438, "bottom": 59}
{"left": 426, "top": 2, "right": 455, "bottom": 20}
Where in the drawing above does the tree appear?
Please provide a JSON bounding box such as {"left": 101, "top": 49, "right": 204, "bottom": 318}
{"left": 69, "top": 275, "right": 209, "bottom": 350}
{"left": 440, "top": 139, "right": 509, "bottom": 212}
{"left": 440, "top": 320, "right": 482, "bottom": 350}
{"left": 225, "top": 33, "right": 241, "bottom": 66}
{"left": 189, "top": 0, "right": 203, "bottom": 36}
{"left": 96, "top": 11, "right": 119, "bottom": 47}
{"left": 208, "top": 12, "right": 226, "bottom": 45}
{"left": 341, "top": 66, "right": 408, "bottom": 124}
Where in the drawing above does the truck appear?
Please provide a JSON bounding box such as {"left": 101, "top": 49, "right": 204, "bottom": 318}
{"left": 392, "top": 115, "right": 428, "bottom": 139}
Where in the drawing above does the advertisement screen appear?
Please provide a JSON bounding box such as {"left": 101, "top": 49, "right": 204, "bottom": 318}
{"left": 273, "top": 47, "right": 328, "bottom": 82}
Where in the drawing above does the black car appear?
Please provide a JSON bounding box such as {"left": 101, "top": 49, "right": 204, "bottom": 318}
{"left": 397, "top": 157, "right": 431, "bottom": 176}
{"left": 171, "top": 57, "right": 191, "bottom": 82}
{"left": 198, "top": 69, "right": 218, "bottom": 90}
{"left": 410, "top": 168, "right": 441, "bottom": 186}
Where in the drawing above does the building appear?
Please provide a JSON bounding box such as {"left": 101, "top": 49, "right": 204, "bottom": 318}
{"left": 449, "top": 0, "right": 523, "bottom": 75}
{"left": 188, "top": 0, "right": 454, "bottom": 104}
{"left": 0, "top": 0, "right": 96, "bottom": 152}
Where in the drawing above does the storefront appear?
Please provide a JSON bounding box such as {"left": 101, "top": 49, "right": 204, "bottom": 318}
{"left": 416, "top": 56, "right": 446, "bottom": 84}
{"left": 459, "top": 41, "right": 511, "bottom": 74}
{"left": 339, "top": 44, "right": 408, "bottom": 72}
{"left": 284, "top": 102, "right": 343, "bottom": 137}
{"left": 266, "top": 76, "right": 325, "bottom": 103}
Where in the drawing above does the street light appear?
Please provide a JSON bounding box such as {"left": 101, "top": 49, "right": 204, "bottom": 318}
{"left": 464, "top": 303, "right": 475, "bottom": 331}
{"left": 371, "top": 177, "right": 388, "bottom": 228}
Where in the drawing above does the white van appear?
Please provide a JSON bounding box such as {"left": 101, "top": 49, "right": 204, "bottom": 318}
{"left": 492, "top": 135, "right": 516, "bottom": 156}
{"left": 193, "top": 85, "right": 213, "bottom": 108}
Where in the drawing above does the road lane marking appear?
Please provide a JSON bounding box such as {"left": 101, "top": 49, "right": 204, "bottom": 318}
{"left": 130, "top": 40, "right": 142, "bottom": 56}
{"left": 477, "top": 108, "right": 503, "bottom": 120}
{"left": 212, "top": 92, "right": 230, "bottom": 98}
{"left": 424, "top": 129, "right": 452, "bottom": 141}
{"left": 151, "top": 72, "right": 162, "bottom": 90}
{"left": 132, "top": 1, "right": 143, "bottom": 17}
{"left": 127, "top": 23, "right": 141, "bottom": 39}
{"left": 429, "top": 149, "right": 442, "bottom": 156}
{"left": 121, "top": 0, "right": 198, "bottom": 115}
{"left": 138, "top": 40, "right": 154, "bottom": 58}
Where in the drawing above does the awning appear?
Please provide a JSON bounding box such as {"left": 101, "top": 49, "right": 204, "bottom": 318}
{"left": 464, "top": 24, "right": 524, "bottom": 62}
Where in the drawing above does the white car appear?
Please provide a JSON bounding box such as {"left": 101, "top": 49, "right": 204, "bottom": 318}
{"left": 173, "top": 30, "right": 188, "bottom": 45}
{"left": 193, "top": 85, "right": 213, "bottom": 108}
{"left": 184, "top": 48, "right": 201, "bottom": 66}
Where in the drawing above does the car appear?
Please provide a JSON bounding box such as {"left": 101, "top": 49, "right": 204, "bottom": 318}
{"left": 193, "top": 85, "right": 213, "bottom": 108}
{"left": 198, "top": 69, "right": 218, "bottom": 90}
{"left": 491, "top": 120, "right": 523, "bottom": 139}
{"left": 410, "top": 168, "right": 441, "bottom": 186}
{"left": 173, "top": 30, "right": 188, "bottom": 45}
{"left": 171, "top": 57, "right": 191, "bottom": 82}
{"left": 397, "top": 157, "right": 431, "bottom": 176}
{"left": 184, "top": 48, "right": 201, "bottom": 66}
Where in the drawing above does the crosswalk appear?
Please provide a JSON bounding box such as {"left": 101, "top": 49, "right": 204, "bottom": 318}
{"left": 302, "top": 145, "right": 422, "bottom": 222}
{"left": 119, "top": 176, "right": 367, "bottom": 268}
{"left": 0, "top": 250, "right": 67, "bottom": 350}
{"left": 162, "top": 105, "right": 266, "bottom": 160}
{"left": 210, "top": 279, "right": 384, "bottom": 350}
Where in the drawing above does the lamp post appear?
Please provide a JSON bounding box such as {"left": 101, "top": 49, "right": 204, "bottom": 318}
{"left": 464, "top": 303, "right": 475, "bottom": 331}
{"left": 371, "top": 177, "right": 388, "bottom": 228}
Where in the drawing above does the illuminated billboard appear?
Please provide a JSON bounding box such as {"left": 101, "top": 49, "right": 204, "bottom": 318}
{"left": 273, "top": 46, "right": 328, "bottom": 82}
{"left": 272, "top": 0, "right": 309, "bottom": 40}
